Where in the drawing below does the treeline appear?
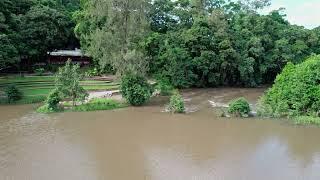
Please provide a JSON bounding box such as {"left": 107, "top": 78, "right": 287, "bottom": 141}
{"left": 75, "top": 0, "right": 320, "bottom": 88}
{"left": 145, "top": 1, "right": 320, "bottom": 87}
{"left": 0, "top": 0, "right": 80, "bottom": 71}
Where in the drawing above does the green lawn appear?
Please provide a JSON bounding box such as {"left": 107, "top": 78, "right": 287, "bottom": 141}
{"left": 0, "top": 75, "right": 119, "bottom": 104}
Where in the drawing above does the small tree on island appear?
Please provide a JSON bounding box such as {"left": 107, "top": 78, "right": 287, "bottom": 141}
{"left": 168, "top": 91, "right": 185, "bottom": 113}
{"left": 55, "top": 60, "right": 88, "bottom": 106}
{"left": 120, "top": 73, "right": 153, "bottom": 106}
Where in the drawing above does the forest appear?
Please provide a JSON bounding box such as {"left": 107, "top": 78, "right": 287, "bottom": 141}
{"left": 2, "top": 0, "right": 320, "bottom": 88}
{"left": 0, "top": 0, "right": 80, "bottom": 71}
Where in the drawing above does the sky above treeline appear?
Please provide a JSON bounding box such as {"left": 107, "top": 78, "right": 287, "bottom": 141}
{"left": 260, "top": 0, "right": 320, "bottom": 29}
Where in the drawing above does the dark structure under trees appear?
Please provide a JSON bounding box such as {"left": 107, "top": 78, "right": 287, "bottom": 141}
{"left": 47, "top": 49, "right": 91, "bottom": 66}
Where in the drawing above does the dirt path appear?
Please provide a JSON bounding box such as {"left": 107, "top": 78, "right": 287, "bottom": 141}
{"left": 88, "top": 90, "right": 122, "bottom": 101}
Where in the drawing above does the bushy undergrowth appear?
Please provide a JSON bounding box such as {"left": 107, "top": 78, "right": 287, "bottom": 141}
{"left": 168, "top": 92, "right": 185, "bottom": 113}
{"left": 0, "top": 95, "right": 46, "bottom": 105}
{"left": 46, "top": 89, "right": 61, "bottom": 110}
{"left": 120, "top": 74, "right": 153, "bottom": 106}
{"left": 34, "top": 68, "right": 45, "bottom": 76}
{"left": 36, "top": 89, "right": 62, "bottom": 113}
{"left": 37, "top": 98, "right": 126, "bottom": 113}
{"left": 84, "top": 67, "right": 100, "bottom": 77}
{"left": 258, "top": 55, "right": 320, "bottom": 118}
{"left": 155, "top": 78, "right": 174, "bottom": 96}
{"left": 293, "top": 116, "right": 320, "bottom": 126}
{"left": 4, "top": 85, "right": 23, "bottom": 103}
{"left": 228, "top": 97, "right": 251, "bottom": 117}
{"left": 36, "top": 104, "right": 63, "bottom": 113}
{"left": 73, "top": 98, "right": 126, "bottom": 112}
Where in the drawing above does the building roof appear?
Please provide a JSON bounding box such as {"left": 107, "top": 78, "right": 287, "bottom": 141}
{"left": 48, "top": 49, "right": 87, "bottom": 57}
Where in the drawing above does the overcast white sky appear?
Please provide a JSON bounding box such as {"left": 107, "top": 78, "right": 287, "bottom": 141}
{"left": 260, "top": 0, "right": 320, "bottom": 29}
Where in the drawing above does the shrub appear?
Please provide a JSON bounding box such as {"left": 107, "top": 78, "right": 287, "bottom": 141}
{"left": 85, "top": 67, "right": 100, "bottom": 77}
{"left": 168, "top": 92, "right": 185, "bottom": 113}
{"left": 36, "top": 104, "right": 62, "bottom": 113}
{"left": 156, "top": 78, "right": 174, "bottom": 96}
{"left": 228, "top": 97, "right": 251, "bottom": 117}
{"left": 74, "top": 98, "right": 127, "bottom": 112}
{"left": 47, "top": 64, "right": 60, "bottom": 72}
{"left": 37, "top": 89, "right": 62, "bottom": 113}
{"left": 259, "top": 55, "right": 320, "bottom": 118}
{"left": 34, "top": 68, "right": 45, "bottom": 76}
{"left": 120, "top": 74, "right": 153, "bottom": 106}
{"left": 5, "top": 84, "right": 22, "bottom": 103}
{"left": 46, "top": 89, "right": 61, "bottom": 110}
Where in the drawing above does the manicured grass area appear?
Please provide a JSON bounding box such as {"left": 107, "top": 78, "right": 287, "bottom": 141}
{"left": 22, "top": 89, "right": 52, "bottom": 96}
{"left": 0, "top": 75, "right": 119, "bottom": 104}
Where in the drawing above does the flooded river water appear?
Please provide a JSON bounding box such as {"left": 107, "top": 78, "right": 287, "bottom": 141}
{"left": 1, "top": 88, "right": 320, "bottom": 180}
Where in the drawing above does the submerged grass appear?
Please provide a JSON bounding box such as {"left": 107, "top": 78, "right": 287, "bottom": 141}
{"left": 36, "top": 104, "right": 64, "bottom": 113}
{"left": 293, "top": 116, "right": 320, "bottom": 126}
{"left": 73, "top": 98, "right": 127, "bottom": 112}
{"left": 0, "top": 95, "right": 46, "bottom": 105}
{"left": 37, "top": 98, "right": 127, "bottom": 113}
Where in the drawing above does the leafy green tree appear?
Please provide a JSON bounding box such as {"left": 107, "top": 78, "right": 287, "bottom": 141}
{"left": 148, "top": 0, "right": 176, "bottom": 33}
{"left": 74, "top": 0, "right": 150, "bottom": 75}
{"left": 75, "top": 0, "right": 320, "bottom": 89}
{"left": 20, "top": 5, "right": 74, "bottom": 62}
{"left": 120, "top": 73, "right": 153, "bottom": 106}
{"left": 0, "top": 0, "right": 79, "bottom": 71}
{"left": 259, "top": 55, "right": 320, "bottom": 117}
{"left": 0, "top": 35, "right": 19, "bottom": 71}
{"left": 0, "top": 0, "right": 33, "bottom": 71}
{"left": 55, "top": 60, "right": 88, "bottom": 106}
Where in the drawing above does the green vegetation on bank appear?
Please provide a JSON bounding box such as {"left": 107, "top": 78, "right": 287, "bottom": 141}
{"left": 293, "top": 116, "right": 320, "bottom": 126}
{"left": 0, "top": 75, "right": 119, "bottom": 105}
{"left": 4, "top": 85, "right": 23, "bottom": 103}
{"left": 120, "top": 74, "right": 153, "bottom": 106}
{"left": 37, "top": 98, "right": 126, "bottom": 113}
{"left": 168, "top": 92, "right": 185, "bottom": 113}
{"left": 1, "top": 0, "right": 79, "bottom": 71}
{"left": 228, "top": 97, "right": 251, "bottom": 118}
{"left": 55, "top": 60, "right": 88, "bottom": 106}
{"left": 155, "top": 78, "right": 175, "bottom": 96}
{"left": 37, "top": 60, "right": 87, "bottom": 112}
{"left": 73, "top": 98, "right": 127, "bottom": 112}
{"left": 37, "top": 61, "right": 126, "bottom": 113}
{"left": 0, "top": 96, "right": 47, "bottom": 105}
{"left": 75, "top": 0, "right": 320, "bottom": 89}
{"left": 258, "top": 55, "right": 320, "bottom": 125}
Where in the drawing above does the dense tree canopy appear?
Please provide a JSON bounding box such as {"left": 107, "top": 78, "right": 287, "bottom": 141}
{"left": 74, "top": 0, "right": 150, "bottom": 75}
{"left": 2, "top": 0, "right": 320, "bottom": 89}
{"left": 74, "top": 0, "right": 320, "bottom": 87}
{"left": 143, "top": 0, "right": 320, "bottom": 87}
{"left": 0, "top": 0, "right": 79, "bottom": 71}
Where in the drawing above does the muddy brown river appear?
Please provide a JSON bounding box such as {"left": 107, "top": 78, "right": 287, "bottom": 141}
{"left": 1, "top": 88, "right": 320, "bottom": 180}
